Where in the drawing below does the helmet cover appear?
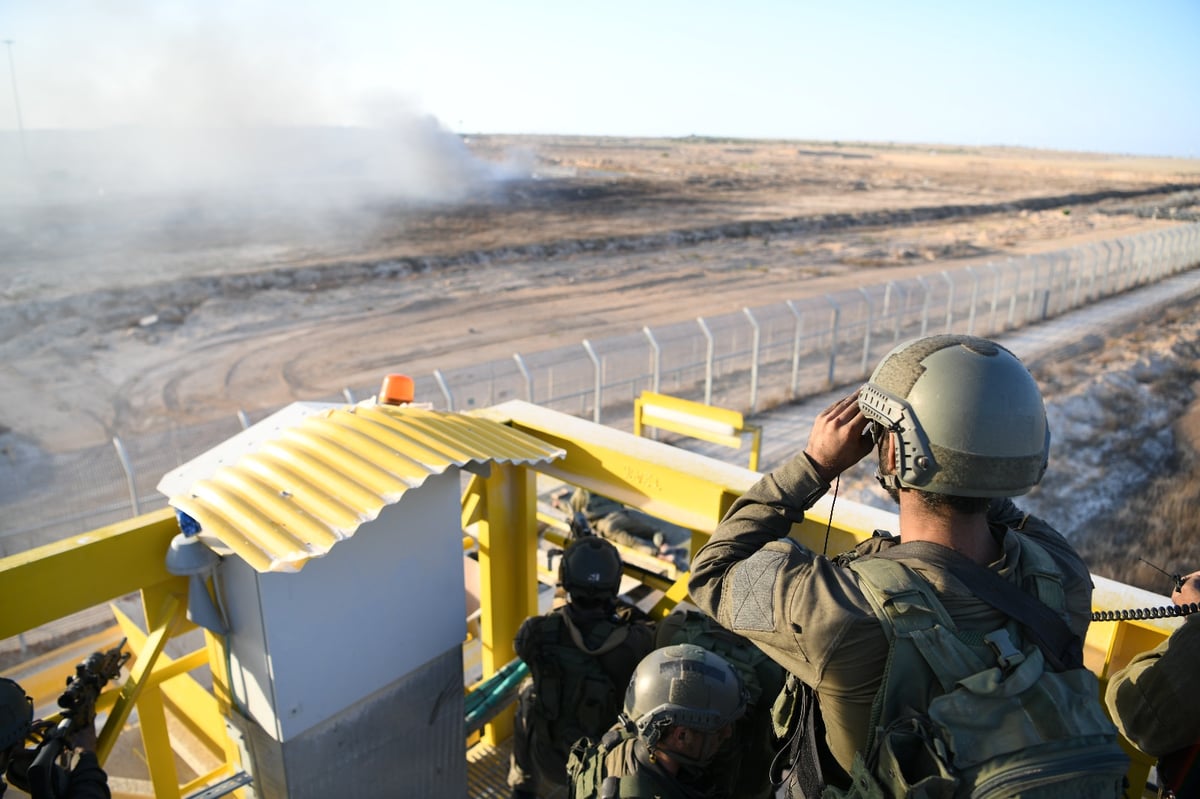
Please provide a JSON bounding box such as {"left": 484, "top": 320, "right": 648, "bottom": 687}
{"left": 622, "top": 643, "right": 747, "bottom": 747}
{"left": 858, "top": 334, "right": 1049, "bottom": 497}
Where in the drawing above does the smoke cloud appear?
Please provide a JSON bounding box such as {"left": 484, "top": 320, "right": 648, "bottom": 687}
{"left": 1, "top": 4, "right": 529, "bottom": 301}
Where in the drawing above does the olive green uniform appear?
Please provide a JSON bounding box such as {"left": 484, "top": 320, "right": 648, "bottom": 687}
{"left": 508, "top": 603, "right": 656, "bottom": 793}
{"left": 1105, "top": 614, "right": 1200, "bottom": 795}
{"left": 567, "top": 725, "right": 712, "bottom": 799}
{"left": 566, "top": 489, "right": 665, "bottom": 557}
{"left": 687, "top": 452, "right": 1094, "bottom": 777}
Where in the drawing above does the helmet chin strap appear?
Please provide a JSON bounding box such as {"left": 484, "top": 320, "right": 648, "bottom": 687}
{"left": 875, "top": 468, "right": 901, "bottom": 493}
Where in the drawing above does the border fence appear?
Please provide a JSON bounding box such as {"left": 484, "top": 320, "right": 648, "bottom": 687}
{"left": 3, "top": 222, "right": 1199, "bottom": 553}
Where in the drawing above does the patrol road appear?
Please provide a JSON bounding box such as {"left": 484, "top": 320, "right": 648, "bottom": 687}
{"left": 4, "top": 136, "right": 1199, "bottom": 454}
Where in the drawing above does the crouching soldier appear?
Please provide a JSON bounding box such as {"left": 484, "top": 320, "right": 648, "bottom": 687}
{"left": 567, "top": 643, "right": 747, "bottom": 799}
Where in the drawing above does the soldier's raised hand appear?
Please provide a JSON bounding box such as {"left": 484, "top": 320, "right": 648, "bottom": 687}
{"left": 804, "top": 391, "right": 874, "bottom": 483}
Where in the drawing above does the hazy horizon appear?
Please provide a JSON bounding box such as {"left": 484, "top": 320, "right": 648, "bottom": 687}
{"left": 3, "top": 2, "right": 1198, "bottom": 160}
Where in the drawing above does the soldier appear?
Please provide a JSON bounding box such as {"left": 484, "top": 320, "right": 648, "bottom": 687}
{"left": 688, "top": 334, "right": 1127, "bottom": 797}
{"left": 654, "top": 610, "right": 785, "bottom": 799}
{"left": 567, "top": 643, "right": 747, "bottom": 799}
{"left": 508, "top": 535, "right": 656, "bottom": 799}
{"left": 554, "top": 487, "right": 677, "bottom": 562}
{"left": 1105, "top": 569, "right": 1200, "bottom": 798}
{"left": 0, "top": 677, "right": 110, "bottom": 799}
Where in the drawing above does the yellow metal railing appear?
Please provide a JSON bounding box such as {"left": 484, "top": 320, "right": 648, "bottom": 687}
{"left": 2, "top": 400, "right": 1178, "bottom": 798}
{"left": 0, "top": 509, "right": 242, "bottom": 799}
{"left": 633, "top": 391, "right": 763, "bottom": 471}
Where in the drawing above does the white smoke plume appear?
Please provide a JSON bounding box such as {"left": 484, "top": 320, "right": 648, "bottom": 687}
{"left": 0, "top": 3, "right": 529, "bottom": 301}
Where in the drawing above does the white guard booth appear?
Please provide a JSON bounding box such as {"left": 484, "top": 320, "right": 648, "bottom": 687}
{"left": 157, "top": 398, "right": 562, "bottom": 799}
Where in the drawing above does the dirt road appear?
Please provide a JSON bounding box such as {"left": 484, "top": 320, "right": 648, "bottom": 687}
{"left": 3, "top": 136, "right": 1199, "bottom": 454}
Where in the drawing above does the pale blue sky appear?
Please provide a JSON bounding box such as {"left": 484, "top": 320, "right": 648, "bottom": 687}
{"left": 3, "top": 1, "right": 1199, "bottom": 157}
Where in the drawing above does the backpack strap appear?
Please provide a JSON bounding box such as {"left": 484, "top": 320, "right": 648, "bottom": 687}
{"left": 872, "top": 541, "right": 1082, "bottom": 671}
{"left": 561, "top": 612, "right": 630, "bottom": 656}
{"left": 851, "top": 557, "right": 989, "bottom": 694}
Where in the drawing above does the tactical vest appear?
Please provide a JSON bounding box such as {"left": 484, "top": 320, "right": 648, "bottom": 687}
{"left": 526, "top": 610, "right": 651, "bottom": 783}
{"left": 567, "top": 726, "right": 692, "bottom": 799}
{"left": 656, "top": 610, "right": 786, "bottom": 799}
{"left": 828, "top": 539, "right": 1128, "bottom": 799}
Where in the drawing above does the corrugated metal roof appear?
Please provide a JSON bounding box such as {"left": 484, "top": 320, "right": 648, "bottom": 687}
{"left": 165, "top": 403, "right": 564, "bottom": 573}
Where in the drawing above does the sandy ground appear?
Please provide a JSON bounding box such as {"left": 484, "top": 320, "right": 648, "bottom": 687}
{"left": 3, "top": 135, "right": 1200, "bottom": 455}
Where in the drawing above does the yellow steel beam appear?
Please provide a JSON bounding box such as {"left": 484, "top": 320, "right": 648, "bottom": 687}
{"left": 0, "top": 508, "right": 183, "bottom": 640}
{"left": 98, "top": 594, "right": 185, "bottom": 764}
{"left": 481, "top": 401, "right": 757, "bottom": 538}
{"left": 112, "top": 605, "right": 230, "bottom": 763}
{"left": 649, "top": 573, "right": 694, "bottom": 620}
{"left": 136, "top": 677, "right": 181, "bottom": 799}
{"left": 180, "top": 765, "right": 238, "bottom": 797}
{"left": 471, "top": 461, "right": 538, "bottom": 745}
{"left": 202, "top": 630, "right": 247, "bottom": 794}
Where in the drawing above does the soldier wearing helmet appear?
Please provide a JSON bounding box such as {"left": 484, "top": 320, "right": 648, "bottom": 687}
{"left": 567, "top": 643, "right": 747, "bottom": 798}
{"left": 508, "top": 532, "right": 657, "bottom": 799}
{"left": 1, "top": 677, "right": 110, "bottom": 798}
{"left": 688, "top": 334, "right": 1098, "bottom": 796}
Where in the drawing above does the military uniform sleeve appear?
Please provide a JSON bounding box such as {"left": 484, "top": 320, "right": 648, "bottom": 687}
{"left": 688, "top": 453, "right": 881, "bottom": 685}
{"left": 1105, "top": 616, "right": 1200, "bottom": 757}
{"left": 67, "top": 751, "right": 111, "bottom": 799}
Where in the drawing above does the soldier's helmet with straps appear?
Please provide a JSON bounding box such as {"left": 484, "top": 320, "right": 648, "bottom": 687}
{"left": 559, "top": 536, "right": 623, "bottom": 601}
{"left": 858, "top": 334, "right": 1050, "bottom": 497}
{"left": 621, "top": 643, "right": 747, "bottom": 748}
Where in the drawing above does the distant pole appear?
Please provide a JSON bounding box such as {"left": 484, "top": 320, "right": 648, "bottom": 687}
{"left": 3, "top": 39, "right": 28, "bottom": 163}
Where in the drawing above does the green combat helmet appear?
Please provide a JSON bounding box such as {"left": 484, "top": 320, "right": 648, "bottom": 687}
{"left": 559, "top": 536, "right": 623, "bottom": 601}
{"left": 622, "top": 643, "right": 747, "bottom": 748}
{"left": 0, "top": 677, "right": 32, "bottom": 754}
{"left": 858, "top": 334, "right": 1050, "bottom": 497}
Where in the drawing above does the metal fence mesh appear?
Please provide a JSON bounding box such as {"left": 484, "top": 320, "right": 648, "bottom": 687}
{"left": 4, "top": 223, "right": 1199, "bottom": 553}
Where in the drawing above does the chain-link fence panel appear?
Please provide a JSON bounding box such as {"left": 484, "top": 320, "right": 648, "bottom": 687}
{"left": 4, "top": 224, "right": 1200, "bottom": 555}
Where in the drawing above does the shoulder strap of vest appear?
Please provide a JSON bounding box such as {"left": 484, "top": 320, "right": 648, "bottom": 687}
{"left": 561, "top": 611, "right": 630, "bottom": 656}
{"left": 850, "top": 556, "right": 987, "bottom": 695}
{"left": 849, "top": 555, "right": 957, "bottom": 642}
{"left": 872, "top": 541, "right": 1082, "bottom": 671}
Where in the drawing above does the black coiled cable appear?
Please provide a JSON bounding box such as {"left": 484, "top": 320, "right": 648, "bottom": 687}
{"left": 1091, "top": 602, "right": 1200, "bottom": 622}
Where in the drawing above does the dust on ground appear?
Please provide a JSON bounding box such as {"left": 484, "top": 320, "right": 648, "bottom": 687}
{"left": 2, "top": 135, "right": 1200, "bottom": 459}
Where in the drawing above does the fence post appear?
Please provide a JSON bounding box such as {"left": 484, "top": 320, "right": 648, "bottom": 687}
{"left": 986, "top": 263, "right": 1001, "bottom": 336}
{"left": 643, "top": 327, "right": 662, "bottom": 395}
{"left": 915, "top": 275, "right": 931, "bottom": 337}
{"left": 1025, "top": 255, "right": 1040, "bottom": 322}
{"left": 1086, "top": 243, "right": 1100, "bottom": 303}
{"left": 743, "top": 308, "right": 761, "bottom": 414}
{"left": 825, "top": 297, "right": 841, "bottom": 388}
{"left": 940, "top": 271, "right": 955, "bottom": 333}
{"left": 890, "top": 282, "right": 906, "bottom": 343}
{"left": 697, "top": 318, "right": 715, "bottom": 406}
{"left": 786, "top": 300, "right": 803, "bottom": 399}
{"left": 966, "top": 267, "right": 980, "bottom": 335}
{"left": 112, "top": 436, "right": 141, "bottom": 517}
{"left": 1103, "top": 237, "right": 1115, "bottom": 291}
{"left": 433, "top": 369, "right": 455, "bottom": 411}
{"left": 1115, "top": 239, "right": 1129, "bottom": 292}
{"left": 858, "top": 288, "right": 873, "bottom": 377}
{"left": 582, "top": 340, "right": 603, "bottom": 423}
{"left": 1080, "top": 247, "right": 1089, "bottom": 309}
{"left": 1006, "top": 258, "right": 1021, "bottom": 329}
{"left": 513, "top": 353, "right": 534, "bottom": 402}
